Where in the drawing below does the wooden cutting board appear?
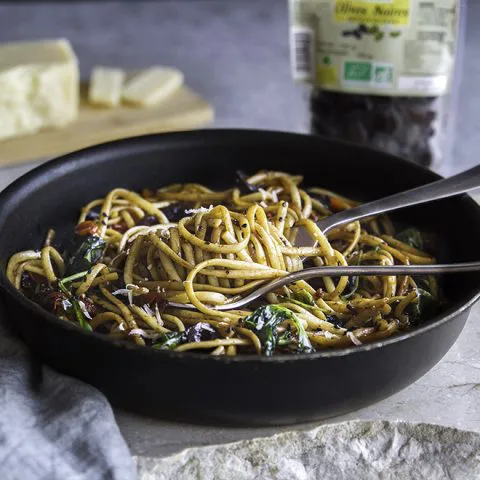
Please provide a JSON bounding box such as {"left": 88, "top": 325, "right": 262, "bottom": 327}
{"left": 0, "top": 83, "right": 214, "bottom": 168}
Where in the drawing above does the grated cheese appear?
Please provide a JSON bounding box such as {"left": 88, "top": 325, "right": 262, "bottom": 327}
{"left": 128, "top": 328, "right": 162, "bottom": 340}
{"left": 78, "top": 300, "right": 92, "bottom": 319}
{"left": 129, "top": 328, "right": 146, "bottom": 336}
{"left": 155, "top": 303, "right": 164, "bottom": 326}
{"left": 184, "top": 205, "right": 214, "bottom": 215}
{"left": 61, "top": 299, "right": 72, "bottom": 311}
{"left": 347, "top": 331, "right": 362, "bottom": 346}
{"left": 258, "top": 188, "right": 268, "bottom": 200}
{"left": 142, "top": 304, "right": 155, "bottom": 317}
{"left": 112, "top": 288, "right": 129, "bottom": 296}
{"left": 112, "top": 283, "right": 144, "bottom": 306}
{"left": 119, "top": 224, "right": 175, "bottom": 252}
{"left": 271, "top": 188, "right": 282, "bottom": 203}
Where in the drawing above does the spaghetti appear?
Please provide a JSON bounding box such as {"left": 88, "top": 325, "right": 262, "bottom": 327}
{"left": 7, "top": 171, "right": 441, "bottom": 355}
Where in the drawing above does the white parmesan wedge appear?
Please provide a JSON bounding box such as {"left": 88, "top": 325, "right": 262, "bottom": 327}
{"left": 0, "top": 38, "right": 79, "bottom": 141}
{"left": 122, "top": 67, "right": 184, "bottom": 106}
{"left": 88, "top": 66, "right": 125, "bottom": 107}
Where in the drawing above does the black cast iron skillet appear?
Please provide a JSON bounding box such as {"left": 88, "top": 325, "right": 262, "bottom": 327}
{"left": 0, "top": 130, "right": 479, "bottom": 426}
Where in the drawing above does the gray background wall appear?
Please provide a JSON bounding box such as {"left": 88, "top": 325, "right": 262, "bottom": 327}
{"left": 0, "top": 0, "right": 476, "bottom": 180}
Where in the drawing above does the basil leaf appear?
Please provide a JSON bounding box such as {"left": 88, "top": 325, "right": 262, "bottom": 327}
{"left": 396, "top": 227, "right": 424, "bottom": 250}
{"left": 406, "top": 288, "right": 437, "bottom": 324}
{"left": 152, "top": 323, "right": 218, "bottom": 350}
{"left": 152, "top": 331, "right": 185, "bottom": 350}
{"left": 71, "top": 299, "right": 93, "bottom": 332}
{"left": 235, "top": 170, "right": 260, "bottom": 194}
{"left": 65, "top": 235, "right": 105, "bottom": 275}
{"left": 292, "top": 289, "right": 315, "bottom": 306}
{"left": 243, "top": 305, "right": 313, "bottom": 356}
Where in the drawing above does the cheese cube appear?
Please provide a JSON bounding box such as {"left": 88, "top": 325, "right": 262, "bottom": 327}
{"left": 88, "top": 66, "right": 125, "bottom": 107}
{"left": 0, "top": 38, "right": 79, "bottom": 141}
{"left": 122, "top": 67, "right": 184, "bottom": 106}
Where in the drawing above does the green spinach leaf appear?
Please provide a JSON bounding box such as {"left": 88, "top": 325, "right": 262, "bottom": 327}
{"left": 396, "top": 227, "right": 424, "bottom": 250}
{"left": 292, "top": 289, "right": 315, "bottom": 306}
{"left": 406, "top": 288, "right": 437, "bottom": 323}
{"left": 243, "top": 305, "right": 313, "bottom": 356}
{"left": 152, "top": 331, "right": 185, "bottom": 350}
{"left": 71, "top": 299, "right": 93, "bottom": 332}
{"left": 65, "top": 235, "right": 105, "bottom": 275}
{"left": 152, "top": 323, "right": 218, "bottom": 350}
{"left": 277, "top": 327, "right": 293, "bottom": 347}
{"left": 342, "top": 251, "right": 362, "bottom": 300}
{"left": 57, "top": 272, "right": 92, "bottom": 332}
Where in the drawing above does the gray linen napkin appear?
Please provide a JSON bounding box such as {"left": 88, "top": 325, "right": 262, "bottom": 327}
{"left": 0, "top": 309, "right": 136, "bottom": 480}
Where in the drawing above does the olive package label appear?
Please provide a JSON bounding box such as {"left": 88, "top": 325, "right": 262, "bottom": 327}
{"left": 289, "top": 0, "right": 459, "bottom": 97}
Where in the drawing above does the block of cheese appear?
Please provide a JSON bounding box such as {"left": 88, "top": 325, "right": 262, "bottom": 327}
{"left": 0, "top": 38, "right": 79, "bottom": 141}
{"left": 88, "top": 66, "right": 125, "bottom": 107}
{"left": 122, "top": 67, "right": 184, "bottom": 106}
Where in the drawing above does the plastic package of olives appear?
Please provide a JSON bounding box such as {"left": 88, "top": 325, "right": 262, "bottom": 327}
{"left": 310, "top": 91, "right": 443, "bottom": 168}
{"left": 289, "top": 0, "right": 466, "bottom": 171}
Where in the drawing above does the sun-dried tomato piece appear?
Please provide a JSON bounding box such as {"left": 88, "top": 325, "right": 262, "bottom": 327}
{"left": 74, "top": 221, "right": 99, "bottom": 236}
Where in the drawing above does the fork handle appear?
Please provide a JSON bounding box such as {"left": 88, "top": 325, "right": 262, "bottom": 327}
{"left": 317, "top": 164, "right": 480, "bottom": 233}
{"left": 168, "top": 261, "right": 480, "bottom": 311}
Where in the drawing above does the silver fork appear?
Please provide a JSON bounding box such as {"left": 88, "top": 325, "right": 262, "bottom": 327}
{"left": 301, "top": 163, "right": 480, "bottom": 241}
{"left": 168, "top": 164, "right": 480, "bottom": 311}
{"left": 169, "top": 262, "right": 480, "bottom": 311}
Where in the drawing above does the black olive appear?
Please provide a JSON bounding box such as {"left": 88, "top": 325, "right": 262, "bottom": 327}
{"left": 159, "top": 202, "right": 193, "bottom": 222}
{"left": 81, "top": 297, "right": 97, "bottom": 318}
{"left": 345, "top": 120, "right": 368, "bottom": 145}
{"left": 33, "top": 282, "right": 55, "bottom": 309}
{"left": 310, "top": 117, "right": 337, "bottom": 136}
{"left": 86, "top": 209, "right": 100, "bottom": 221}
{"left": 417, "top": 149, "right": 434, "bottom": 167}
{"left": 138, "top": 215, "right": 158, "bottom": 226}
{"left": 20, "top": 272, "right": 37, "bottom": 297}
{"left": 370, "top": 106, "right": 401, "bottom": 135}
{"left": 236, "top": 170, "right": 260, "bottom": 194}
{"left": 185, "top": 323, "right": 218, "bottom": 343}
{"left": 325, "top": 315, "right": 346, "bottom": 329}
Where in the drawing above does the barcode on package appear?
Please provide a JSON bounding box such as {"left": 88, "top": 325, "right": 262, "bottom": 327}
{"left": 290, "top": 26, "right": 314, "bottom": 80}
